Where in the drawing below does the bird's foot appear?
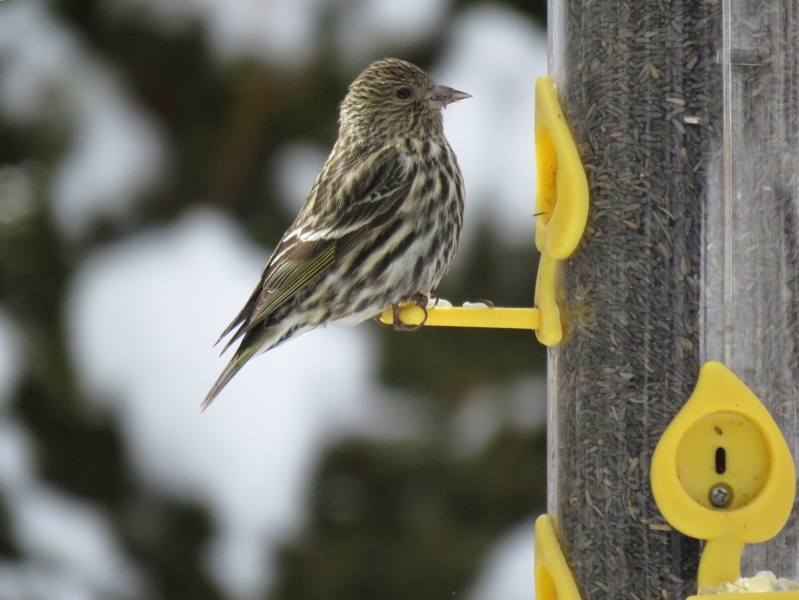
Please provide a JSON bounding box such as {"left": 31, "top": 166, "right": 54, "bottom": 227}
{"left": 409, "top": 292, "right": 430, "bottom": 309}
{"left": 374, "top": 294, "right": 431, "bottom": 330}
{"left": 392, "top": 302, "right": 426, "bottom": 331}
{"left": 389, "top": 293, "right": 430, "bottom": 331}
{"left": 372, "top": 304, "right": 426, "bottom": 330}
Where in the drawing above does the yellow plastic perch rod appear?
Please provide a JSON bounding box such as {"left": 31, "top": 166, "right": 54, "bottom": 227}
{"left": 378, "top": 305, "right": 540, "bottom": 330}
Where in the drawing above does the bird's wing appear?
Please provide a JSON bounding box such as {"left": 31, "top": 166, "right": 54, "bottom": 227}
{"left": 218, "top": 145, "right": 411, "bottom": 348}
{"left": 214, "top": 233, "right": 336, "bottom": 353}
{"left": 254, "top": 146, "right": 411, "bottom": 319}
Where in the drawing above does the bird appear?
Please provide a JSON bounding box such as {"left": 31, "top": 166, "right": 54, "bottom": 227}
{"left": 203, "top": 58, "right": 470, "bottom": 409}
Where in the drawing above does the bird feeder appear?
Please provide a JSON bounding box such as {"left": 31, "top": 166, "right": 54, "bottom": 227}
{"left": 538, "top": 0, "right": 799, "bottom": 597}
{"left": 382, "top": 0, "right": 799, "bottom": 597}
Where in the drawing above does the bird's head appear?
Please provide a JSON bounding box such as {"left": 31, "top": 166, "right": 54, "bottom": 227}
{"left": 339, "top": 58, "right": 470, "bottom": 141}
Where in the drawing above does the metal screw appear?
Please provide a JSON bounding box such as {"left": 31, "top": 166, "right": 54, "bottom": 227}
{"left": 709, "top": 483, "right": 732, "bottom": 508}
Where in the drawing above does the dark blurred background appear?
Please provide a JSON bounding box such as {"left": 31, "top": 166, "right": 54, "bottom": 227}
{"left": 0, "top": 0, "right": 548, "bottom": 598}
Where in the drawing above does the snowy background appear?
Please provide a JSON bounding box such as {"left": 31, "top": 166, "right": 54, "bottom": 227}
{"left": 0, "top": 0, "right": 548, "bottom": 598}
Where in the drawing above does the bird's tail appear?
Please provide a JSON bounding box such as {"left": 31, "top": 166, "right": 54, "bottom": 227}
{"left": 202, "top": 327, "right": 282, "bottom": 410}
{"left": 203, "top": 316, "right": 315, "bottom": 410}
{"left": 202, "top": 346, "right": 258, "bottom": 411}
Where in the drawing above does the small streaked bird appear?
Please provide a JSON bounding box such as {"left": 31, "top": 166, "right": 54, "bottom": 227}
{"left": 204, "top": 58, "right": 469, "bottom": 408}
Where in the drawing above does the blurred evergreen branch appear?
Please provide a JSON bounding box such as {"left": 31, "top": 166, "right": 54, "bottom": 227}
{"left": 0, "top": 0, "right": 547, "bottom": 597}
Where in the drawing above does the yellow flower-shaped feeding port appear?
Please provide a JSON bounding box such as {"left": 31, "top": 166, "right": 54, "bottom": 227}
{"left": 651, "top": 361, "right": 798, "bottom": 598}
{"left": 534, "top": 514, "right": 582, "bottom": 600}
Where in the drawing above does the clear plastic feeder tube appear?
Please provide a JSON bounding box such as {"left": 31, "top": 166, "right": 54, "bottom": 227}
{"left": 547, "top": 0, "right": 799, "bottom": 597}
{"left": 704, "top": 1, "right": 799, "bottom": 575}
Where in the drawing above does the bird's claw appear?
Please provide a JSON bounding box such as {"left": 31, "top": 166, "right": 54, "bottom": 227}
{"left": 409, "top": 293, "right": 430, "bottom": 309}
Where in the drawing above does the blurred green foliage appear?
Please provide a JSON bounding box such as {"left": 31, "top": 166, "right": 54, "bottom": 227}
{"left": 0, "top": 0, "right": 547, "bottom": 598}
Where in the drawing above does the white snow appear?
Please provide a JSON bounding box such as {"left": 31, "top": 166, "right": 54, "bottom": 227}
{"left": 272, "top": 141, "right": 328, "bottom": 214}
{"left": 467, "top": 519, "right": 537, "bottom": 600}
{"left": 8, "top": 486, "right": 143, "bottom": 598}
{"left": 333, "top": 0, "right": 451, "bottom": 66}
{"left": 114, "top": 0, "right": 451, "bottom": 68}
{"left": 0, "top": 0, "right": 167, "bottom": 238}
{"left": 114, "top": 0, "right": 329, "bottom": 67}
{"left": 66, "top": 209, "right": 392, "bottom": 598}
{"left": 448, "top": 376, "right": 546, "bottom": 458}
{"left": 0, "top": 561, "right": 98, "bottom": 600}
{"left": 0, "top": 409, "right": 142, "bottom": 599}
{"left": 435, "top": 6, "right": 548, "bottom": 247}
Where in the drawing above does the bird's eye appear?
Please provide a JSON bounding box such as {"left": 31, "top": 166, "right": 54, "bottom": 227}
{"left": 396, "top": 88, "right": 411, "bottom": 100}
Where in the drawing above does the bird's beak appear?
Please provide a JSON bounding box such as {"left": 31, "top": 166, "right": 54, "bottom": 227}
{"left": 427, "top": 84, "right": 471, "bottom": 110}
